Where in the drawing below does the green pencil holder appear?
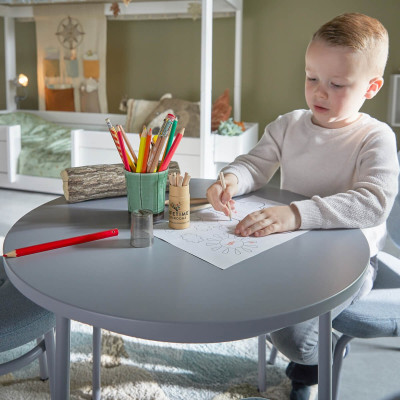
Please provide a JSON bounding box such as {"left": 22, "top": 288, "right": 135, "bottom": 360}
{"left": 124, "top": 169, "right": 169, "bottom": 220}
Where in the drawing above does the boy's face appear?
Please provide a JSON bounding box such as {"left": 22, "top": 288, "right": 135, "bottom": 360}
{"left": 305, "top": 40, "right": 374, "bottom": 129}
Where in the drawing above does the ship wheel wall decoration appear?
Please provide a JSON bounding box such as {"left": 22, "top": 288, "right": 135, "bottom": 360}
{"left": 56, "top": 16, "right": 85, "bottom": 50}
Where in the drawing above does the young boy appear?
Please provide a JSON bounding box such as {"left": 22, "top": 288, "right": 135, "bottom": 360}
{"left": 206, "top": 13, "right": 399, "bottom": 400}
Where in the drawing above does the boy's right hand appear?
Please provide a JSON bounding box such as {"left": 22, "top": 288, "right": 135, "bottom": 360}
{"left": 206, "top": 173, "right": 238, "bottom": 217}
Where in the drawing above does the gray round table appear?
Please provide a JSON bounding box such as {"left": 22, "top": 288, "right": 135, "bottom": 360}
{"left": 3, "top": 179, "right": 370, "bottom": 400}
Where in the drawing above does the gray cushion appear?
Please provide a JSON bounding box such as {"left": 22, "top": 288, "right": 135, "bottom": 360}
{"left": 0, "top": 258, "right": 55, "bottom": 352}
{"left": 332, "top": 288, "right": 400, "bottom": 338}
{"left": 386, "top": 151, "right": 400, "bottom": 247}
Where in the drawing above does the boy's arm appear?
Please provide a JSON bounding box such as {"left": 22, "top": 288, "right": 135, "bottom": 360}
{"left": 221, "top": 116, "right": 285, "bottom": 196}
{"left": 292, "top": 132, "right": 399, "bottom": 230}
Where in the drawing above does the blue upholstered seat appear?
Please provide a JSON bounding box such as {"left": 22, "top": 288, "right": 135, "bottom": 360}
{"left": 0, "top": 257, "right": 56, "bottom": 398}
{"left": 332, "top": 255, "right": 400, "bottom": 338}
{"left": 0, "top": 260, "right": 56, "bottom": 352}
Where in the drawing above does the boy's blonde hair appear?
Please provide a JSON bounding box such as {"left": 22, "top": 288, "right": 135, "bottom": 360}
{"left": 312, "top": 13, "right": 389, "bottom": 76}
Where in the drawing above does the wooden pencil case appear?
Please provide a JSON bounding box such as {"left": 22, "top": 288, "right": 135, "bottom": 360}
{"left": 169, "top": 185, "right": 190, "bottom": 229}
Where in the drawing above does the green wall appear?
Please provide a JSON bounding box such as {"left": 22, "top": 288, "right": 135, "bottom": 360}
{"left": 1, "top": 0, "right": 400, "bottom": 143}
{"left": 242, "top": 0, "right": 400, "bottom": 142}
{"left": 106, "top": 16, "right": 235, "bottom": 111}
{"left": 16, "top": 19, "right": 38, "bottom": 110}
{"left": 0, "top": 19, "right": 38, "bottom": 110}
{"left": 0, "top": 17, "right": 5, "bottom": 110}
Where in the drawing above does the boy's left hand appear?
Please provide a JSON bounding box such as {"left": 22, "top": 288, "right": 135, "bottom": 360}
{"left": 234, "top": 205, "right": 301, "bottom": 237}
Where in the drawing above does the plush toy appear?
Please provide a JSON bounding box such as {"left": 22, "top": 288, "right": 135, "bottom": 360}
{"left": 211, "top": 89, "right": 232, "bottom": 131}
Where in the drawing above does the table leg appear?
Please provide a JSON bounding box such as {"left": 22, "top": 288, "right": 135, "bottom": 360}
{"left": 257, "top": 334, "right": 267, "bottom": 392}
{"left": 55, "top": 316, "right": 71, "bottom": 400}
{"left": 92, "top": 326, "right": 102, "bottom": 400}
{"left": 318, "top": 311, "right": 332, "bottom": 400}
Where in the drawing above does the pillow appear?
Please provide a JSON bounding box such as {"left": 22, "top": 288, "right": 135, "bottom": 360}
{"left": 146, "top": 108, "right": 174, "bottom": 134}
{"left": 211, "top": 89, "right": 232, "bottom": 131}
{"left": 143, "top": 97, "right": 200, "bottom": 137}
{"left": 125, "top": 98, "right": 159, "bottom": 133}
{"left": 124, "top": 93, "right": 172, "bottom": 133}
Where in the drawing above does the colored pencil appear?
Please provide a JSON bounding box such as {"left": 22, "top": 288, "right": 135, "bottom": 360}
{"left": 117, "top": 129, "right": 131, "bottom": 171}
{"left": 147, "top": 115, "right": 174, "bottom": 172}
{"left": 148, "top": 134, "right": 168, "bottom": 173}
{"left": 219, "top": 171, "right": 232, "bottom": 221}
{"left": 117, "top": 124, "right": 138, "bottom": 164}
{"left": 162, "top": 117, "right": 178, "bottom": 162}
{"left": 142, "top": 128, "right": 152, "bottom": 173}
{"left": 165, "top": 198, "right": 208, "bottom": 205}
{"left": 158, "top": 128, "right": 185, "bottom": 172}
{"left": 136, "top": 127, "right": 147, "bottom": 173}
{"left": 3, "top": 229, "right": 119, "bottom": 258}
{"left": 182, "top": 172, "right": 191, "bottom": 186}
{"left": 105, "top": 118, "right": 135, "bottom": 170}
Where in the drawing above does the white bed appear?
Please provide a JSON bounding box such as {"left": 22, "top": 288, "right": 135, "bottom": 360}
{"left": 0, "top": 110, "right": 258, "bottom": 194}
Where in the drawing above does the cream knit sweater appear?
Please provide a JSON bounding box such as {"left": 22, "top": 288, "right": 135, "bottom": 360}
{"left": 222, "top": 109, "right": 399, "bottom": 257}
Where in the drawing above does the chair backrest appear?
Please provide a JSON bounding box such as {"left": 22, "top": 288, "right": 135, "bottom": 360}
{"left": 386, "top": 151, "right": 400, "bottom": 248}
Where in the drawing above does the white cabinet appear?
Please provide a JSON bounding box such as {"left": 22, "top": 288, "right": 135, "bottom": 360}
{"left": 213, "top": 123, "right": 259, "bottom": 163}
{"left": 388, "top": 74, "right": 400, "bottom": 126}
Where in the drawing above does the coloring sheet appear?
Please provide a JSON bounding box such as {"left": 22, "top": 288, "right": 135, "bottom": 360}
{"left": 154, "top": 195, "right": 307, "bottom": 270}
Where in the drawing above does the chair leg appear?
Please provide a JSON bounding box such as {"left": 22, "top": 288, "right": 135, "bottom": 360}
{"left": 263, "top": 333, "right": 354, "bottom": 400}
{"left": 37, "top": 335, "right": 48, "bottom": 380}
{"left": 268, "top": 345, "right": 278, "bottom": 365}
{"left": 44, "top": 328, "right": 56, "bottom": 400}
{"left": 92, "top": 326, "right": 102, "bottom": 400}
{"left": 332, "top": 335, "right": 354, "bottom": 400}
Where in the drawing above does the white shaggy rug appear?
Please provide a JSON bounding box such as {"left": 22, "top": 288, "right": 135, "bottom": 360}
{"left": 0, "top": 321, "right": 297, "bottom": 400}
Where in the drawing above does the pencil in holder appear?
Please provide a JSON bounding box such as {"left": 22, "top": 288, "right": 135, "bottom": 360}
{"left": 168, "top": 185, "right": 190, "bottom": 229}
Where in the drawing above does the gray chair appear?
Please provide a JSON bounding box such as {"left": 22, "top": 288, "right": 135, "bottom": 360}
{"left": 262, "top": 151, "right": 400, "bottom": 399}
{"left": 0, "top": 256, "right": 56, "bottom": 398}
{"left": 331, "top": 152, "right": 400, "bottom": 400}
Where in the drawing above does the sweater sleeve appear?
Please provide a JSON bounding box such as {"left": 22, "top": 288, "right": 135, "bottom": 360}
{"left": 292, "top": 130, "right": 399, "bottom": 230}
{"left": 221, "top": 116, "right": 284, "bottom": 196}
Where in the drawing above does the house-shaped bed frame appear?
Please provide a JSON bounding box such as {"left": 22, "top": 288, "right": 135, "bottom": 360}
{"left": 0, "top": 0, "right": 258, "bottom": 194}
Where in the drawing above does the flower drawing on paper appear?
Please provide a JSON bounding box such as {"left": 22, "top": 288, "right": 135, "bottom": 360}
{"left": 237, "top": 201, "right": 267, "bottom": 211}
{"left": 181, "top": 233, "right": 204, "bottom": 243}
{"left": 194, "top": 223, "right": 214, "bottom": 232}
{"left": 206, "top": 233, "right": 258, "bottom": 255}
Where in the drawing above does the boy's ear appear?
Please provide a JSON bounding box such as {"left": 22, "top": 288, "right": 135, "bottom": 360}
{"left": 365, "top": 77, "right": 384, "bottom": 99}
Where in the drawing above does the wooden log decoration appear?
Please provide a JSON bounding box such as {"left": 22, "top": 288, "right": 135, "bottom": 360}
{"left": 61, "top": 161, "right": 181, "bottom": 203}
{"left": 61, "top": 164, "right": 127, "bottom": 203}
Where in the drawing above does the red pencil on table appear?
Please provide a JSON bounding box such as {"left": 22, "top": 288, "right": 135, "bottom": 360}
{"left": 3, "top": 229, "right": 119, "bottom": 258}
{"left": 158, "top": 128, "right": 185, "bottom": 172}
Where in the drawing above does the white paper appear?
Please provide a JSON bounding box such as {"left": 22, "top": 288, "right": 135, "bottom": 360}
{"left": 154, "top": 195, "right": 307, "bottom": 270}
